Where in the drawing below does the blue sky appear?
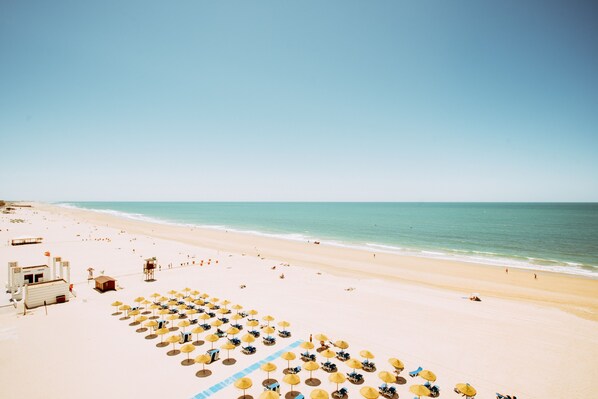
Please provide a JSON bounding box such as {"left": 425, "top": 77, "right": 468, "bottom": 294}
{"left": 1, "top": 1, "right": 597, "bottom": 201}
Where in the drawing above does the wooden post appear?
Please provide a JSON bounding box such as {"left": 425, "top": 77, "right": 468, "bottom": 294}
{"left": 44, "top": 300, "right": 48, "bottom": 316}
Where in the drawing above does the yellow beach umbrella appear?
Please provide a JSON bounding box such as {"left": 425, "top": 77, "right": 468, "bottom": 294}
{"left": 234, "top": 377, "right": 253, "bottom": 397}
{"left": 335, "top": 340, "right": 349, "bottom": 349}
{"left": 180, "top": 343, "right": 196, "bottom": 365}
{"left": 159, "top": 296, "right": 169, "bottom": 302}
{"left": 199, "top": 313, "right": 210, "bottom": 321}
{"left": 345, "top": 358, "right": 363, "bottom": 372}
{"left": 135, "top": 315, "right": 148, "bottom": 324}
{"left": 167, "top": 290, "right": 178, "bottom": 297}
{"left": 128, "top": 309, "right": 140, "bottom": 318}
{"left": 158, "top": 308, "right": 170, "bottom": 316}
{"left": 232, "top": 304, "right": 243, "bottom": 311}
{"left": 388, "top": 358, "right": 404, "bottom": 370}
{"left": 175, "top": 292, "right": 184, "bottom": 299}
{"left": 263, "top": 315, "right": 275, "bottom": 325}
{"left": 165, "top": 334, "right": 180, "bottom": 354}
{"left": 167, "top": 300, "right": 178, "bottom": 307}
{"left": 178, "top": 319, "right": 191, "bottom": 332}
{"left": 227, "top": 327, "right": 240, "bottom": 336}
{"left": 261, "top": 362, "right": 277, "bottom": 382}
{"left": 281, "top": 351, "right": 296, "bottom": 370}
{"left": 278, "top": 321, "right": 290, "bottom": 328}
{"left": 328, "top": 372, "right": 346, "bottom": 392}
{"left": 221, "top": 341, "right": 236, "bottom": 362}
{"left": 145, "top": 319, "right": 158, "bottom": 329}
{"left": 167, "top": 314, "right": 179, "bottom": 329}
{"left": 320, "top": 349, "right": 336, "bottom": 360}
{"left": 194, "top": 299, "right": 205, "bottom": 306}
{"left": 190, "top": 290, "right": 200, "bottom": 297}
{"left": 119, "top": 304, "right": 131, "bottom": 316}
{"left": 455, "top": 383, "right": 477, "bottom": 397}
{"left": 283, "top": 373, "right": 301, "bottom": 394}
{"left": 314, "top": 333, "right": 328, "bottom": 342}
{"left": 247, "top": 320, "right": 259, "bottom": 328}
{"left": 218, "top": 308, "right": 229, "bottom": 315}
{"left": 231, "top": 313, "right": 243, "bottom": 321}
{"left": 360, "top": 386, "right": 379, "bottom": 399}
{"left": 248, "top": 309, "right": 258, "bottom": 316}
{"left": 304, "top": 361, "right": 319, "bottom": 381}
{"left": 419, "top": 370, "right": 436, "bottom": 383}
{"left": 183, "top": 287, "right": 191, "bottom": 293}
{"left": 409, "top": 385, "right": 431, "bottom": 398}
{"left": 241, "top": 334, "right": 255, "bottom": 344}
{"left": 150, "top": 293, "right": 161, "bottom": 299}
{"left": 310, "top": 389, "right": 329, "bottom": 399}
{"left": 260, "top": 391, "right": 280, "bottom": 399}
{"left": 186, "top": 308, "right": 198, "bottom": 316}
{"left": 301, "top": 341, "right": 315, "bottom": 351}
{"left": 200, "top": 293, "right": 209, "bottom": 299}
{"left": 378, "top": 371, "right": 396, "bottom": 384}
{"left": 205, "top": 334, "right": 219, "bottom": 349}
{"left": 191, "top": 326, "right": 204, "bottom": 343}
{"left": 149, "top": 304, "right": 160, "bottom": 318}
{"left": 111, "top": 301, "right": 123, "bottom": 314}
{"left": 195, "top": 353, "right": 211, "bottom": 375}
{"left": 155, "top": 327, "right": 169, "bottom": 344}
{"left": 211, "top": 319, "right": 224, "bottom": 327}
{"left": 134, "top": 296, "right": 145, "bottom": 304}
{"left": 360, "top": 350, "right": 375, "bottom": 360}
{"left": 263, "top": 326, "right": 275, "bottom": 336}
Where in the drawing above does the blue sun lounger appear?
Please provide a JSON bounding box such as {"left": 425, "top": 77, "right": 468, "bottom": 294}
{"left": 409, "top": 366, "right": 423, "bottom": 377}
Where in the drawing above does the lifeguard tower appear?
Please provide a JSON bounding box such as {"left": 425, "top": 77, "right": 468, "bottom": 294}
{"left": 143, "top": 258, "right": 157, "bottom": 282}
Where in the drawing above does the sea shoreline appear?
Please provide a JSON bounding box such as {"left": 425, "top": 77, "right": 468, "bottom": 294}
{"left": 54, "top": 201, "right": 598, "bottom": 278}
{"left": 36, "top": 202, "right": 598, "bottom": 321}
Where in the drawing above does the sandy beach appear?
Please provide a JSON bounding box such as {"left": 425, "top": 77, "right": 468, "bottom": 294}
{"left": 1, "top": 203, "right": 597, "bottom": 399}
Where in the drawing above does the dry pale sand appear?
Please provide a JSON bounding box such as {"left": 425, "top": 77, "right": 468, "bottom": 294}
{"left": 1, "top": 204, "right": 597, "bottom": 399}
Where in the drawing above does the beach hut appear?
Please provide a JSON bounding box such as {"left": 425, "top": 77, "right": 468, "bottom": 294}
{"left": 95, "top": 276, "right": 117, "bottom": 292}
{"left": 144, "top": 258, "right": 157, "bottom": 281}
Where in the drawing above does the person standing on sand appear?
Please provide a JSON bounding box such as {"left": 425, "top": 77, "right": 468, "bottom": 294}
{"left": 309, "top": 334, "right": 312, "bottom": 343}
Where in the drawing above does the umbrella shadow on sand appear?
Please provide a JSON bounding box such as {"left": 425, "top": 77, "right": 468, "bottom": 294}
{"left": 193, "top": 340, "right": 205, "bottom": 346}
{"left": 145, "top": 334, "right": 157, "bottom": 340}
{"left": 285, "top": 392, "right": 303, "bottom": 399}
{"left": 167, "top": 349, "right": 181, "bottom": 356}
{"left": 306, "top": 378, "right": 321, "bottom": 387}
{"left": 196, "top": 369, "right": 212, "bottom": 378}
{"left": 396, "top": 376, "right": 407, "bottom": 385}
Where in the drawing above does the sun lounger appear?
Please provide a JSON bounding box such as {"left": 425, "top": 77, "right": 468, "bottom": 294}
{"left": 200, "top": 323, "right": 211, "bottom": 331}
{"left": 295, "top": 394, "right": 305, "bottom": 399}
{"left": 229, "top": 337, "right": 241, "bottom": 346}
{"left": 239, "top": 311, "right": 248, "bottom": 318}
{"left": 242, "top": 346, "right": 256, "bottom": 355}
{"left": 379, "top": 384, "right": 396, "bottom": 398}
{"left": 181, "top": 332, "right": 192, "bottom": 343}
{"left": 263, "top": 336, "right": 276, "bottom": 345}
{"left": 216, "top": 328, "right": 226, "bottom": 337}
{"left": 265, "top": 382, "right": 280, "bottom": 392}
{"left": 206, "top": 348, "right": 220, "bottom": 364}
{"left": 496, "top": 394, "right": 517, "bottom": 399}
{"left": 409, "top": 366, "right": 423, "bottom": 377}
{"left": 189, "top": 318, "right": 198, "bottom": 324}
{"left": 301, "top": 352, "right": 316, "bottom": 362}
{"left": 249, "top": 329, "right": 260, "bottom": 338}
{"left": 218, "top": 317, "right": 229, "bottom": 324}
{"left": 347, "top": 371, "right": 364, "bottom": 383}
{"left": 362, "top": 360, "right": 376, "bottom": 371}
{"left": 231, "top": 323, "right": 243, "bottom": 330}
{"left": 332, "top": 387, "right": 348, "bottom": 399}
{"left": 424, "top": 383, "right": 439, "bottom": 397}
{"left": 288, "top": 366, "right": 301, "bottom": 374}
{"left": 207, "top": 312, "right": 216, "bottom": 318}
{"left": 336, "top": 350, "right": 350, "bottom": 361}
{"left": 321, "top": 361, "right": 338, "bottom": 372}
{"left": 278, "top": 330, "right": 291, "bottom": 338}
{"left": 157, "top": 320, "right": 166, "bottom": 329}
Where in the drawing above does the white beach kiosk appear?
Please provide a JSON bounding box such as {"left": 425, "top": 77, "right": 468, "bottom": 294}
{"left": 6, "top": 257, "right": 72, "bottom": 308}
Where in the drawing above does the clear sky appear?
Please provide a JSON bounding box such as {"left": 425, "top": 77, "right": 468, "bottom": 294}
{"left": 1, "top": 0, "right": 597, "bottom": 201}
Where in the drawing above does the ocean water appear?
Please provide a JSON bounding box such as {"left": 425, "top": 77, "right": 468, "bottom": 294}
{"left": 58, "top": 202, "right": 598, "bottom": 278}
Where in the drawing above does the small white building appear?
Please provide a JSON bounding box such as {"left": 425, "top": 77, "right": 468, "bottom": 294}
{"left": 24, "top": 279, "right": 70, "bottom": 308}
{"left": 7, "top": 264, "right": 51, "bottom": 288}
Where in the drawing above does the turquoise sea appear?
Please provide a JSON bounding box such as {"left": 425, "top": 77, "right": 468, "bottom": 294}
{"left": 58, "top": 202, "right": 598, "bottom": 278}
